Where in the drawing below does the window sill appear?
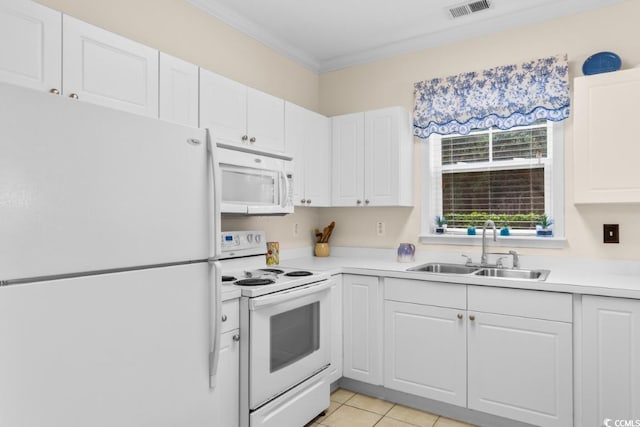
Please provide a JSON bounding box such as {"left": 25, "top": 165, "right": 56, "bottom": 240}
{"left": 419, "top": 233, "right": 566, "bottom": 249}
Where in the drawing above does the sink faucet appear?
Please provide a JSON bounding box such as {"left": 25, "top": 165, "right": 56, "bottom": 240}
{"left": 481, "top": 220, "right": 497, "bottom": 266}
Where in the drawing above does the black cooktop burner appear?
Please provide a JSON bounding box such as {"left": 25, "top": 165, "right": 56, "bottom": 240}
{"left": 235, "top": 278, "right": 276, "bottom": 286}
{"left": 284, "top": 271, "right": 313, "bottom": 277}
{"left": 222, "top": 275, "right": 237, "bottom": 282}
{"left": 259, "top": 268, "right": 285, "bottom": 275}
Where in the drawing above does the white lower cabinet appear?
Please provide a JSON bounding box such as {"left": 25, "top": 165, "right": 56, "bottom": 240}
{"left": 327, "top": 275, "right": 343, "bottom": 384}
{"left": 342, "top": 274, "right": 382, "bottom": 385}
{"left": 582, "top": 295, "right": 640, "bottom": 426}
{"left": 213, "top": 300, "right": 240, "bottom": 427}
{"left": 382, "top": 279, "right": 573, "bottom": 427}
{"left": 467, "top": 312, "right": 572, "bottom": 427}
{"left": 384, "top": 301, "right": 467, "bottom": 406}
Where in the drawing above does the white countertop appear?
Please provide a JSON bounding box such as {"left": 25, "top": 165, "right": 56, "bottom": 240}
{"left": 277, "top": 247, "right": 640, "bottom": 299}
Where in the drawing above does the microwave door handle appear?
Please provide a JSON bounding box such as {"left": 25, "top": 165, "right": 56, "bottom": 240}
{"left": 250, "top": 279, "right": 332, "bottom": 310}
{"left": 206, "top": 129, "right": 221, "bottom": 259}
{"left": 209, "top": 260, "right": 222, "bottom": 389}
{"left": 280, "top": 170, "right": 290, "bottom": 208}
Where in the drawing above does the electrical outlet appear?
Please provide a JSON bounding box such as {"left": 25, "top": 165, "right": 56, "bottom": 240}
{"left": 603, "top": 224, "right": 619, "bottom": 244}
{"left": 376, "top": 221, "right": 385, "bottom": 236}
{"left": 293, "top": 223, "right": 299, "bottom": 237}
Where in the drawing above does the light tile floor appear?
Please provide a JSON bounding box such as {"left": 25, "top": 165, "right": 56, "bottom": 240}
{"left": 305, "top": 389, "right": 478, "bottom": 427}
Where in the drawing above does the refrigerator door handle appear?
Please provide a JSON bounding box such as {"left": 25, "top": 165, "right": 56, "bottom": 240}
{"left": 209, "top": 260, "right": 222, "bottom": 389}
{"left": 206, "top": 129, "right": 222, "bottom": 259}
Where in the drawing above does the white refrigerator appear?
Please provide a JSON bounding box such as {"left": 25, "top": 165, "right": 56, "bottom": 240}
{"left": 0, "top": 83, "right": 224, "bottom": 426}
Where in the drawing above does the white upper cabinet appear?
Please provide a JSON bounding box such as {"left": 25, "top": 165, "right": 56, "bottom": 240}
{"left": 332, "top": 106, "right": 413, "bottom": 207}
{"left": 332, "top": 112, "right": 365, "bottom": 206}
{"left": 285, "top": 102, "right": 331, "bottom": 206}
{"left": 0, "top": 0, "right": 61, "bottom": 93}
{"left": 200, "top": 69, "right": 285, "bottom": 154}
{"left": 62, "top": 15, "right": 159, "bottom": 118}
{"left": 159, "top": 52, "right": 199, "bottom": 127}
{"left": 574, "top": 68, "right": 640, "bottom": 203}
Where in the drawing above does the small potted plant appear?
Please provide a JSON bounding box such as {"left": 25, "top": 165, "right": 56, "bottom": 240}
{"left": 536, "top": 214, "right": 553, "bottom": 237}
{"left": 434, "top": 215, "right": 447, "bottom": 234}
{"left": 466, "top": 222, "right": 476, "bottom": 235}
{"left": 500, "top": 222, "right": 510, "bottom": 236}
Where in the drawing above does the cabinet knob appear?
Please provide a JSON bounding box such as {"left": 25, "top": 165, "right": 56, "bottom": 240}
{"left": 306, "top": 199, "right": 311, "bottom": 204}
{"left": 232, "top": 334, "right": 240, "bottom": 342}
{"left": 469, "top": 315, "right": 476, "bottom": 321}
{"left": 356, "top": 200, "right": 362, "bottom": 205}
{"left": 365, "top": 199, "right": 370, "bottom": 205}
{"left": 241, "top": 135, "right": 248, "bottom": 141}
{"left": 457, "top": 313, "right": 463, "bottom": 320}
{"left": 221, "top": 314, "right": 228, "bottom": 322}
{"left": 49, "top": 88, "right": 60, "bottom": 95}
{"left": 68, "top": 93, "right": 79, "bottom": 100}
{"left": 249, "top": 137, "right": 256, "bottom": 143}
{"left": 300, "top": 199, "right": 306, "bottom": 204}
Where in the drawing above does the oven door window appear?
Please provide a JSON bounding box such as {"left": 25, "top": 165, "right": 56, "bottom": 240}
{"left": 270, "top": 301, "right": 319, "bottom": 373}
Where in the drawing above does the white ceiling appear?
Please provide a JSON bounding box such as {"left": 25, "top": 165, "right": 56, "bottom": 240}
{"left": 187, "top": 0, "right": 624, "bottom": 73}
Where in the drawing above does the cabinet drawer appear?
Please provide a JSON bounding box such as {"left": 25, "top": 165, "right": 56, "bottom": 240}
{"left": 468, "top": 286, "right": 572, "bottom": 322}
{"left": 221, "top": 299, "right": 239, "bottom": 333}
{"left": 384, "top": 278, "right": 466, "bottom": 310}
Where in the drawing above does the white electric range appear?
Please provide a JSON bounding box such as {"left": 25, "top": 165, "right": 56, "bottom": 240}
{"left": 219, "top": 231, "right": 332, "bottom": 427}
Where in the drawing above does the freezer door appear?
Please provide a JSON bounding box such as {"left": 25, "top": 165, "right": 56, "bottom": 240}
{"left": 0, "top": 83, "right": 211, "bottom": 281}
{"left": 0, "top": 263, "right": 220, "bottom": 427}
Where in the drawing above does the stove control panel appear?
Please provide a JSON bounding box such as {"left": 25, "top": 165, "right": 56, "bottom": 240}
{"left": 220, "top": 230, "right": 266, "bottom": 259}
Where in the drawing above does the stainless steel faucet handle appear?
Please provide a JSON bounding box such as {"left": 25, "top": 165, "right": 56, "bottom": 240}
{"left": 495, "top": 257, "right": 507, "bottom": 268}
{"left": 508, "top": 250, "right": 520, "bottom": 269}
{"left": 461, "top": 254, "right": 473, "bottom": 265}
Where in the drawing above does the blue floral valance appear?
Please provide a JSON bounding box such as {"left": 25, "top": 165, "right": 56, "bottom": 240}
{"left": 413, "top": 54, "right": 570, "bottom": 138}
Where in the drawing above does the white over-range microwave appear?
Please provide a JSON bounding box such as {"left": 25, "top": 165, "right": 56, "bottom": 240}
{"left": 217, "top": 147, "right": 294, "bottom": 215}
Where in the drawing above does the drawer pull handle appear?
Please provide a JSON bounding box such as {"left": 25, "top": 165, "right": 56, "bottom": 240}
{"left": 233, "top": 334, "right": 240, "bottom": 342}
{"left": 221, "top": 314, "right": 228, "bottom": 322}
{"left": 469, "top": 315, "right": 476, "bottom": 321}
{"left": 457, "top": 313, "right": 463, "bottom": 320}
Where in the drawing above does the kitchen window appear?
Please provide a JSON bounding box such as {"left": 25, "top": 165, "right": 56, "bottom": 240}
{"left": 420, "top": 120, "right": 565, "bottom": 247}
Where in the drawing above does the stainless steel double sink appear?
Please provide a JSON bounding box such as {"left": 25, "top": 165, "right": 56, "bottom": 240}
{"left": 407, "top": 262, "right": 550, "bottom": 281}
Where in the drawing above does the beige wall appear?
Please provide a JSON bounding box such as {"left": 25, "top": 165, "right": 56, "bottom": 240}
{"left": 318, "top": 0, "right": 640, "bottom": 260}
{"left": 34, "top": 0, "right": 640, "bottom": 258}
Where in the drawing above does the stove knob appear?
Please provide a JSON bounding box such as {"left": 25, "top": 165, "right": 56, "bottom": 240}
{"left": 247, "top": 234, "right": 253, "bottom": 243}
{"left": 255, "top": 234, "right": 262, "bottom": 244}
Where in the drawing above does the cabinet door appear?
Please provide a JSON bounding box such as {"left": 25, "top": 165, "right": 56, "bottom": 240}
{"left": 159, "top": 52, "right": 198, "bottom": 127}
{"left": 0, "top": 0, "right": 61, "bottom": 93}
{"left": 327, "top": 275, "right": 343, "bottom": 384}
{"left": 384, "top": 301, "right": 466, "bottom": 406}
{"left": 212, "top": 329, "right": 240, "bottom": 427}
{"left": 200, "top": 68, "right": 247, "bottom": 147}
{"left": 247, "top": 87, "right": 285, "bottom": 153}
{"left": 284, "top": 102, "right": 307, "bottom": 206}
{"left": 364, "top": 107, "right": 413, "bottom": 206}
{"left": 305, "top": 112, "right": 332, "bottom": 206}
{"left": 574, "top": 68, "right": 640, "bottom": 203}
{"left": 332, "top": 113, "right": 365, "bottom": 206}
{"left": 62, "top": 15, "right": 159, "bottom": 117}
{"left": 582, "top": 296, "right": 640, "bottom": 426}
{"left": 286, "top": 102, "right": 332, "bottom": 207}
{"left": 468, "top": 312, "right": 572, "bottom": 427}
{"left": 342, "top": 274, "right": 382, "bottom": 385}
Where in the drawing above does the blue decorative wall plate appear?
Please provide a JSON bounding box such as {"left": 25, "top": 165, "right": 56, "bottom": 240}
{"left": 582, "top": 52, "right": 622, "bottom": 75}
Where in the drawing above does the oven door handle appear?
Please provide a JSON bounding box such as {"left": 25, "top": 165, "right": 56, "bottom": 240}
{"left": 250, "top": 279, "right": 332, "bottom": 310}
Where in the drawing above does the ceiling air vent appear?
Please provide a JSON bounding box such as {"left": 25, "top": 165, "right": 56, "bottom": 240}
{"left": 447, "top": 0, "right": 491, "bottom": 19}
